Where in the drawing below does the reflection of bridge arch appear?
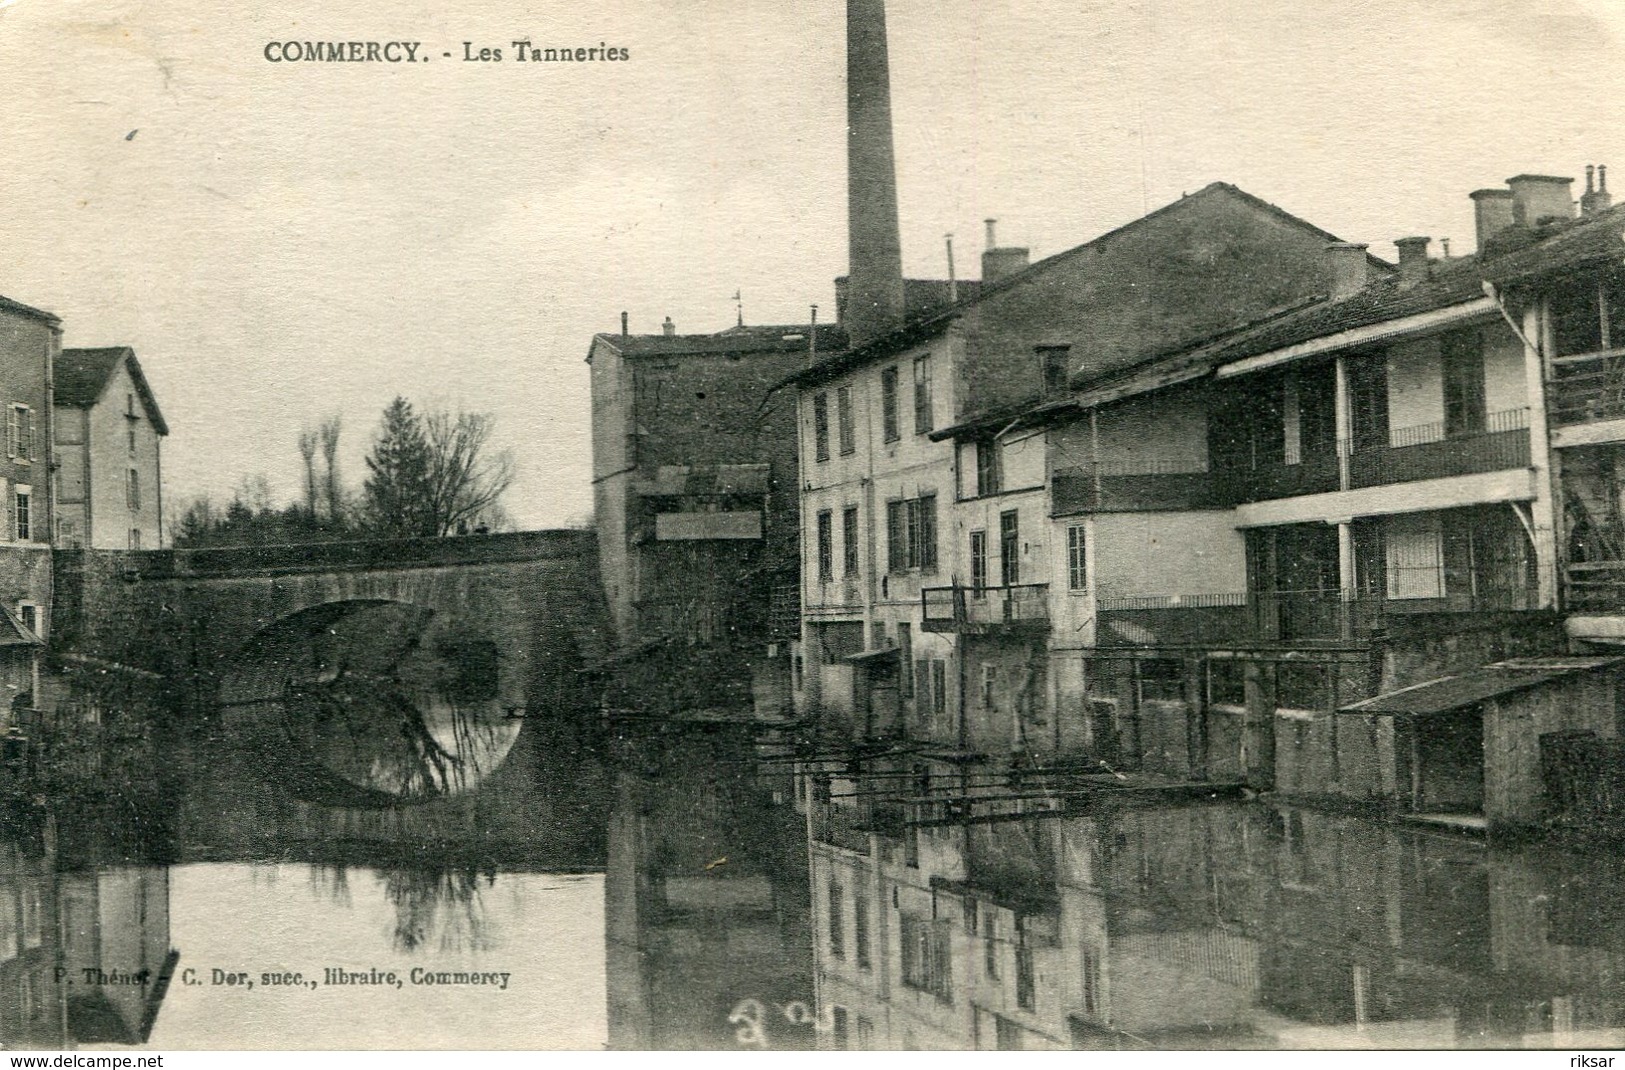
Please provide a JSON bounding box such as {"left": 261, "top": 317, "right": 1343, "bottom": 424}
{"left": 53, "top": 532, "right": 611, "bottom": 806}
{"left": 218, "top": 599, "right": 524, "bottom": 807}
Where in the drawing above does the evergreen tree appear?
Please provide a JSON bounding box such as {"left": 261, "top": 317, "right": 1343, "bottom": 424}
{"left": 362, "top": 397, "right": 433, "bottom": 538}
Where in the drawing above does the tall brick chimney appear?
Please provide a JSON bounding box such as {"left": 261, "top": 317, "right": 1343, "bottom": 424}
{"left": 1582, "top": 164, "right": 1613, "bottom": 217}
{"left": 845, "top": 0, "right": 906, "bottom": 348}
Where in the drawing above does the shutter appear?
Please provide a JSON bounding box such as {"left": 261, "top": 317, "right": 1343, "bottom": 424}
{"left": 25, "top": 410, "right": 34, "bottom": 462}
{"left": 6, "top": 409, "right": 15, "bottom": 459}
{"left": 3, "top": 481, "right": 12, "bottom": 541}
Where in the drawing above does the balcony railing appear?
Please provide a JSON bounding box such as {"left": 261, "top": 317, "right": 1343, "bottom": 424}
{"left": 1220, "top": 448, "right": 1341, "bottom": 504}
{"left": 921, "top": 583, "right": 1050, "bottom": 633}
{"left": 1345, "top": 408, "right": 1530, "bottom": 489}
{"left": 1551, "top": 348, "right": 1625, "bottom": 427}
{"left": 1051, "top": 461, "right": 1231, "bottom": 515}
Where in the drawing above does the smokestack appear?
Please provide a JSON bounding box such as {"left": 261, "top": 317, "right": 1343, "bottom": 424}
{"left": 621, "top": 311, "right": 629, "bottom": 337}
{"left": 662, "top": 316, "right": 675, "bottom": 337}
{"left": 1394, "top": 236, "right": 1431, "bottom": 290}
{"left": 1507, "top": 174, "right": 1574, "bottom": 228}
{"left": 981, "top": 217, "right": 1031, "bottom": 285}
{"left": 945, "top": 234, "right": 957, "bottom": 303}
{"left": 845, "top": 0, "right": 906, "bottom": 347}
{"left": 1325, "top": 243, "right": 1370, "bottom": 300}
{"left": 1470, "top": 188, "right": 1515, "bottom": 251}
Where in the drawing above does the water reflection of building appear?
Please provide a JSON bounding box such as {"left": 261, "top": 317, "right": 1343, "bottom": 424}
{"left": 606, "top": 731, "right": 814, "bottom": 1050}
{"left": 806, "top": 764, "right": 1625, "bottom": 1050}
{"left": 59, "top": 866, "right": 175, "bottom": 1045}
{"left": 0, "top": 814, "right": 176, "bottom": 1050}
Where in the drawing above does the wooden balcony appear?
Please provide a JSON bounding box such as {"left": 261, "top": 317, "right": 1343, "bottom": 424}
{"left": 1051, "top": 464, "right": 1233, "bottom": 515}
{"left": 921, "top": 583, "right": 1050, "bottom": 634}
{"left": 1345, "top": 408, "right": 1530, "bottom": 489}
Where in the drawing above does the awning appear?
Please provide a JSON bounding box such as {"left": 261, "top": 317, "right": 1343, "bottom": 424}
{"left": 1339, "top": 657, "right": 1624, "bottom": 716}
{"left": 844, "top": 647, "right": 900, "bottom": 666}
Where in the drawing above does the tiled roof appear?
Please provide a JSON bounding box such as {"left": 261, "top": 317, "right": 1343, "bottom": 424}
{"left": 1479, "top": 202, "right": 1625, "bottom": 285}
{"left": 0, "top": 293, "right": 59, "bottom": 327}
{"left": 783, "top": 181, "right": 1392, "bottom": 390}
{"left": 56, "top": 347, "right": 169, "bottom": 435}
{"left": 592, "top": 323, "right": 847, "bottom": 359}
{"left": 1178, "top": 258, "right": 1491, "bottom": 369}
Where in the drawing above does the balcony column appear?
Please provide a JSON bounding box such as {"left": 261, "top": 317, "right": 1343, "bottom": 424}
{"left": 1336, "top": 519, "right": 1356, "bottom": 640}
{"left": 1524, "top": 300, "right": 1559, "bottom": 609}
{"left": 1334, "top": 356, "right": 1353, "bottom": 492}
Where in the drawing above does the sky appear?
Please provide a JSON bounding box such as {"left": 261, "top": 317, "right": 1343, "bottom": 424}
{"left": 0, "top": 0, "right": 1623, "bottom": 529}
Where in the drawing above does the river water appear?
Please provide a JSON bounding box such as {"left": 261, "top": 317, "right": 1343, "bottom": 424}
{"left": 7, "top": 685, "right": 1625, "bottom": 1051}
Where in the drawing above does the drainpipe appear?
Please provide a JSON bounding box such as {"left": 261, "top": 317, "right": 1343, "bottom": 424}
{"left": 1484, "top": 281, "right": 1558, "bottom": 609}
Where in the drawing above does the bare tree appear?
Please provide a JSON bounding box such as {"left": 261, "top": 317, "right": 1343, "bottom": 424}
{"left": 422, "top": 407, "right": 517, "bottom": 537}
{"left": 297, "top": 429, "right": 319, "bottom": 517}
{"left": 319, "top": 415, "right": 343, "bottom": 522}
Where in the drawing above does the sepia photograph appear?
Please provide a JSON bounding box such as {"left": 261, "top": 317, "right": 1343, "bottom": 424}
{"left": 0, "top": 0, "right": 1622, "bottom": 1055}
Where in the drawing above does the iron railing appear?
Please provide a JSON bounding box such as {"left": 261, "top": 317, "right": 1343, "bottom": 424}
{"left": 1565, "top": 561, "right": 1625, "bottom": 612}
{"left": 1345, "top": 408, "right": 1530, "bottom": 488}
{"left": 921, "top": 583, "right": 1050, "bottom": 633}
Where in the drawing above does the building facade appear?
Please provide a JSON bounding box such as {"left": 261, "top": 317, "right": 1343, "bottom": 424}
{"left": 53, "top": 348, "right": 168, "bottom": 551}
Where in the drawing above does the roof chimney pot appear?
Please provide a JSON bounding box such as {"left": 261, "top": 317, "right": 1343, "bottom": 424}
{"left": 662, "top": 316, "right": 675, "bottom": 337}
{"left": 1583, "top": 163, "right": 1613, "bottom": 217}
{"left": 1394, "top": 236, "right": 1431, "bottom": 290}
{"left": 621, "top": 311, "right": 629, "bottom": 337}
{"left": 1325, "top": 243, "right": 1371, "bottom": 300}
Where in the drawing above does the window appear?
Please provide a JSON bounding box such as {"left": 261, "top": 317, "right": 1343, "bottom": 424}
{"left": 1207, "top": 659, "right": 1247, "bottom": 707}
{"left": 7, "top": 405, "right": 32, "bottom": 462}
{"left": 1441, "top": 328, "right": 1487, "bottom": 436}
{"left": 999, "top": 510, "right": 1020, "bottom": 586}
{"left": 881, "top": 366, "right": 900, "bottom": 442}
{"left": 1082, "top": 949, "right": 1100, "bottom": 1016}
{"left": 913, "top": 355, "right": 933, "bottom": 434}
{"left": 1551, "top": 274, "right": 1625, "bottom": 356}
{"left": 970, "top": 530, "right": 988, "bottom": 593}
{"left": 897, "top": 622, "right": 912, "bottom": 698}
{"left": 1039, "top": 345, "right": 1071, "bottom": 397}
{"left": 981, "top": 663, "right": 998, "bottom": 709}
{"left": 831, "top": 1006, "right": 849, "bottom": 1049}
{"left": 1015, "top": 943, "right": 1036, "bottom": 1011}
{"left": 931, "top": 660, "right": 947, "bottom": 720}
{"left": 127, "top": 468, "right": 142, "bottom": 511}
{"left": 1137, "top": 659, "right": 1185, "bottom": 703}
{"left": 816, "top": 511, "right": 834, "bottom": 584}
{"left": 984, "top": 914, "right": 999, "bottom": 978}
{"left": 128, "top": 423, "right": 137, "bottom": 456}
{"left": 13, "top": 488, "right": 30, "bottom": 542}
{"left": 975, "top": 440, "right": 1002, "bottom": 496}
{"left": 855, "top": 892, "right": 872, "bottom": 969}
{"left": 836, "top": 386, "right": 856, "bottom": 455}
{"left": 842, "top": 505, "right": 859, "bottom": 577}
{"left": 1067, "top": 525, "right": 1087, "bottom": 591}
{"left": 1276, "top": 663, "right": 1328, "bottom": 710}
{"left": 128, "top": 529, "right": 141, "bottom": 551}
{"left": 899, "top": 915, "right": 952, "bottom": 1001}
{"left": 18, "top": 604, "right": 36, "bottom": 636}
{"left": 827, "top": 882, "right": 845, "bottom": 959}
{"left": 813, "top": 393, "right": 830, "bottom": 463}
{"left": 886, "top": 494, "right": 937, "bottom": 573}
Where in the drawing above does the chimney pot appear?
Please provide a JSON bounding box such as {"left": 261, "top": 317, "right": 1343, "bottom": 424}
{"left": 662, "top": 316, "right": 675, "bottom": 338}
{"left": 1583, "top": 163, "right": 1613, "bottom": 217}
{"left": 1394, "top": 236, "right": 1431, "bottom": 290}
{"left": 1325, "top": 242, "right": 1371, "bottom": 300}
{"left": 985, "top": 218, "right": 998, "bottom": 248}
{"left": 621, "top": 311, "right": 629, "bottom": 337}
